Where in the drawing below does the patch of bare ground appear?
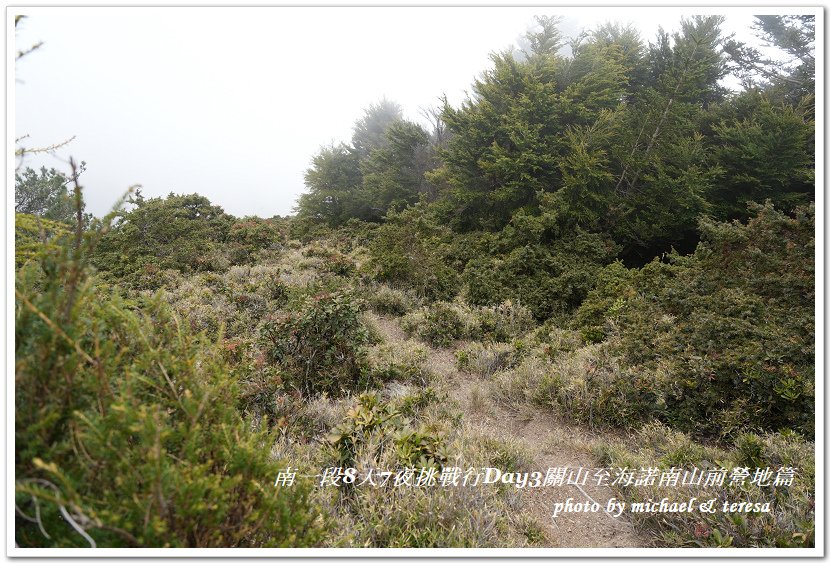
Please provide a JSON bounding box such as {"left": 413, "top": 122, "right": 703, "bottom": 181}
{"left": 368, "top": 311, "right": 646, "bottom": 548}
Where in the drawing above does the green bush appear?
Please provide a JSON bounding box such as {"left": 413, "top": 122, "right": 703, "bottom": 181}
{"left": 570, "top": 260, "right": 634, "bottom": 342}
{"left": 365, "top": 342, "right": 433, "bottom": 386}
{"left": 594, "top": 422, "right": 815, "bottom": 548}
{"left": 473, "top": 300, "right": 535, "bottom": 342}
{"left": 226, "top": 217, "right": 284, "bottom": 264}
{"left": 302, "top": 242, "right": 356, "bottom": 277}
{"left": 534, "top": 343, "right": 666, "bottom": 429}
{"left": 561, "top": 203, "right": 815, "bottom": 438}
{"left": 156, "top": 264, "right": 292, "bottom": 340}
{"left": 401, "top": 302, "right": 468, "bottom": 347}
{"left": 15, "top": 223, "right": 322, "bottom": 548}
{"left": 367, "top": 205, "right": 461, "bottom": 302}
{"left": 610, "top": 203, "right": 815, "bottom": 437}
{"left": 401, "top": 300, "right": 531, "bottom": 348}
{"left": 260, "top": 291, "right": 370, "bottom": 396}
{"left": 419, "top": 303, "right": 466, "bottom": 346}
{"left": 93, "top": 192, "right": 234, "bottom": 287}
{"left": 367, "top": 285, "right": 419, "bottom": 316}
{"left": 462, "top": 228, "right": 616, "bottom": 321}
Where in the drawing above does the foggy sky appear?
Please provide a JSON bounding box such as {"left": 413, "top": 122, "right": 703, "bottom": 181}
{"left": 13, "top": 7, "right": 776, "bottom": 219}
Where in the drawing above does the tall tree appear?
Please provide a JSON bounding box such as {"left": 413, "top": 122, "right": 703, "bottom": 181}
{"left": 604, "top": 16, "right": 726, "bottom": 261}
{"left": 709, "top": 95, "right": 814, "bottom": 220}
{"left": 723, "top": 15, "right": 815, "bottom": 106}
{"left": 351, "top": 98, "right": 404, "bottom": 158}
{"left": 361, "top": 120, "right": 432, "bottom": 218}
{"left": 296, "top": 143, "right": 364, "bottom": 225}
{"left": 436, "top": 50, "right": 564, "bottom": 231}
{"left": 521, "top": 15, "right": 564, "bottom": 59}
{"left": 15, "top": 165, "right": 87, "bottom": 224}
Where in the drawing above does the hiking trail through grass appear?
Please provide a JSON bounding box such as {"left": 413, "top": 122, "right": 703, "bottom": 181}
{"left": 369, "top": 313, "right": 644, "bottom": 548}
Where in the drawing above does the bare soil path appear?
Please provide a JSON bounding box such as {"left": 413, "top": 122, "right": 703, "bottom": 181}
{"left": 370, "top": 313, "right": 645, "bottom": 548}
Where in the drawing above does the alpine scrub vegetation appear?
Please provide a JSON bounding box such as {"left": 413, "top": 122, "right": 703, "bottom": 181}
{"left": 15, "top": 204, "right": 322, "bottom": 548}
{"left": 15, "top": 12, "right": 815, "bottom": 550}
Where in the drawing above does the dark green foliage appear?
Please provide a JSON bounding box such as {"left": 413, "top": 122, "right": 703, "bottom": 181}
{"left": 226, "top": 217, "right": 285, "bottom": 264}
{"left": 431, "top": 16, "right": 732, "bottom": 262}
{"left": 296, "top": 143, "right": 364, "bottom": 225}
{"left": 570, "top": 260, "right": 634, "bottom": 342}
{"left": 360, "top": 120, "right": 433, "bottom": 217}
{"left": 294, "top": 14, "right": 813, "bottom": 276}
{"left": 15, "top": 216, "right": 321, "bottom": 548}
{"left": 15, "top": 166, "right": 88, "bottom": 224}
{"left": 463, "top": 223, "right": 617, "bottom": 321}
{"left": 605, "top": 17, "right": 727, "bottom": 260}
{"left": 367, "top": 204, "right": 460, "bottom": 301}
{"left": 435, "top": 50, "right": 565, "bottom": 231}
{"left": 93, "top": 191, "right": 233, "bottom": 286}
{"left": 260, "top": 291, "right": 369, "bottom": 396}
{"left": 709, "top": 96, "right": 814, "bottom": 220}
{"left": 609, "top": 203, "right": 814, "bottom": 437}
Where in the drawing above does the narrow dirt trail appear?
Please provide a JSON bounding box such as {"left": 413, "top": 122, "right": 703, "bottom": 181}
{"left": 370, "top": 314, "right": 645, "bottom": 548}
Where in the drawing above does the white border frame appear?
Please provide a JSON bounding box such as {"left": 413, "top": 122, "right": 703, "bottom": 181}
{"left": 5, "top": 3, "right": 824, "bottom": 559}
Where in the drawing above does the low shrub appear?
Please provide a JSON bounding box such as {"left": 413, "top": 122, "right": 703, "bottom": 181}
{"left": 318, "top": 394, "right": 529, "bottom": 548}
{"left": 569, "top": 260, "right": 634, "bottom": 343}
{"left": 15, "top": 223, "right": 322, "bottom": 547}
{"left": 401, "top": 301, "right": 479, "bottom": 347}
{"left": 593, "top": 422, "right": 815, "bottom": 548}
{"left": 365, "top": 341, "right": 433, "bottom": 387}
{"left": 325, "top": 393, "right": 447, "bottom": 470}
{"left": 367, "top": 205, "right": 461, "bottom": 302}
{"left": 462, "top": 228, "right": 616, "bottom": 321}
{"left": 487, "top": 355, "right": 552, "bottom": 410}
{"left": 473, "top": 300, "right": 535, "bottom": 342}
{"left": 390, "top": 386, "right": 442, "bottom": 419}
{"left": 260, "top": 291, "right": 370, "bottom": 396}
{"left": 92, "top": 192, "right": 234, "bottom": 285}
{"left": 611, "top": 203, "right": 815, "bottom": 437}
{"left": 532, "top": 325, "right": 583, "bottom": 360}
{"left": 226, "top": 217, "right": 284, "bottom": 265}
{"left": 367, "top": 285, "right": 419, "bottom": 316}
{"left": 417, "top": 303, "right": 466, "bottom": 347}
{"left": 456, "top": 342, "right": 518, "bottom": 378}
{"left": 534, "top": 342, "right": 666, "bottom": 429}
